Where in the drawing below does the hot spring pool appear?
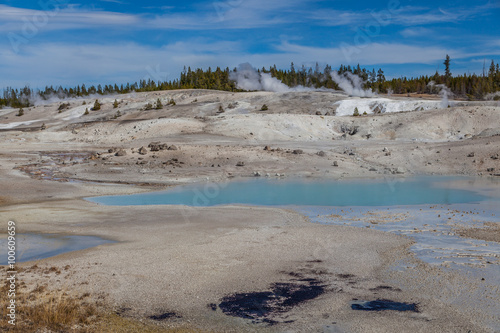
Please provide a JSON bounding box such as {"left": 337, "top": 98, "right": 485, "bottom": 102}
{"left": 85, "top": 176, "right": 491, "bottom": 207}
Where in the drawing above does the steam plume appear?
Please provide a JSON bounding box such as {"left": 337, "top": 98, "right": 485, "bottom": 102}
{"left": 230, "top": 63, "right": 314, "bottom": 93}
{"left": 428, "top": 81, "right": 453, "bottom": 108}
{"left": 330, "top": 71, "right": 375, "bottom": 97}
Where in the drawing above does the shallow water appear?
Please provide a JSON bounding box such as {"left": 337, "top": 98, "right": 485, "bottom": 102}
{"left": 86, "top": 176, "right": 489, "bottom": 207}
{"left": 297, "top": 204, "right": 500, "bottom": 276}
{"left": 0, "top": 233, "right": 113, "bottom": 265}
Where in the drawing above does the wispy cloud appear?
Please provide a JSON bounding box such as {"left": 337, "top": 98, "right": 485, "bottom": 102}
{"left": 399, "top": 27, "right": 433, "bottom": 38}
{"left": 275, "top": 41, "right": 456, "bottom": 65}
{"left": 0, "top": 1, "right": 495, "bottom": 34}
{"left": 99, "top": 0, "right": 127, "bottom": 4}
{"left": 308, "top": 4, "right": 496, "bottom": 27}
{"left": 0, "top": 1, "right": 311, "bottom": 33}
{"left": 0, "top": 5, "right": 139, "bottom": 32}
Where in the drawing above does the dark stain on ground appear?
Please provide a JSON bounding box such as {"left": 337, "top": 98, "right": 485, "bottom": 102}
{"left": 148, "top": 312, "right": 180, "bottom": 321}
{"left": 217, "top": 278, "right": 326, "bottom": 325}
{"left": 351, "top": 299, "right": 418, "bottom": 312}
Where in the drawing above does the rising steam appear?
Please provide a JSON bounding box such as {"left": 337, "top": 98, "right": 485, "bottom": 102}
{"left": 229, "top": 63, "right": 314, "bottom": 93}
{"left": 330, "top": 71, "right": 375, "bottom": 97}
{"left": 428, "top": 81, "right": 453, "bottom": 108}
{"left": 230, "top": 63, "right": 376, "bottom": 98}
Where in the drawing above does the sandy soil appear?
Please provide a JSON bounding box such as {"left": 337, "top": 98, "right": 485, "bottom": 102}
{"left": 456, "top": 222, "right": 500, "bottom": 243}
{"left": 1, "top": 90, "right": 499, "bottom": 332}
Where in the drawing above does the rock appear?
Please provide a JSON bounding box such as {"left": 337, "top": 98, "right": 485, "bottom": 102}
{"left": 275, "top": 173, "right": 281, "bottom": 177}
{"left": 168, "top": 145, "right": 179, "bottom": 151}
{"left": 369, "top": 167, "right": 377, "bottom": 172}
{"left": 90, "top": 153, "right": 99, "bottom": 160}
{"left": 385, "top": 151, "right": 391, "bottom": 156}
{"left": 265, "top": 173, "right": 270, "bottom": 177}
{"left": 340, "top": 124, "right": 359, "bottom": 136}
{"left": 148, "top": 142, "right": 169, "bottom": 151}
{"left": 491, "top": 154, "right": 499, "bottom": 160}
{"left": 293, "top": 149, "right": 303, "bottom": 155}
{"left": 316, "top": 151, "right": 326, "bottom": 157}
{"left": 315, "top": 111, "right": 322, "bottom": 115}
{"left": 487, "top": 168, "right": 495, "bottom": 172}
{"left": 254, "top": 171, "right": 261, "bottom": 177}
{"left": 333, "top": 161, "right": 339, "bottom": 167}
{"left": 40, "top": 123, "right": 46, "bottom": 130}
{"left": 236, "top": 161, "right": 245, "bottom": 167}
{"left": 108, "top": 148, "right": 117, "bottom": 154}
{"left": 264, "top": 146, "right": 271, "bottom": 151}
{"left": 115, "top": 149, "right": 127, "bottom": 156}
{"left": 382, "top": 147, "right": 389, "bottom": 152}
{"left": 394, "top": 167, "right": 406, "bottom": 174}
{"left": 138, "top": 147, "right": 148, "bottom": 155}
{"left": 467, "top": 152, "right": 475, "bottom": 157}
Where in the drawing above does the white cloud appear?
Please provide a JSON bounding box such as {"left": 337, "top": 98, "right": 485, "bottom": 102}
{"left": 399, "top": 27, "right": 433, "bottom": 38}
{"left": 0, "top": 1, "right": 310, "bottom": 33}
{"left": 0, "top": 5, "right": 139, "bottom": 33}
{"left": 99, "top": 0, "right": 127, "bottom": 4}
{"left": 0, "top": 1, "right": 495, "bottom": 35}
{"left": 275, "top": 41, "right": 455, "bottom": 65}
{"left": 307, "top": 4, "right": 495, "bottom": 28}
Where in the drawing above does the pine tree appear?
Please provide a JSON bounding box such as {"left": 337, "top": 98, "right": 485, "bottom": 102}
{"left": 444, "top": 55, "right": 451, "bottom": 81}
{"left": 155, "top": 98, "right": 163, "bottom": 109}
{"left": 377, "top": 69, "right": 385, "bottom": 83}
{"left": 92, "top": 100, "right": 101, "bottom": 111}
{"left": 113, "top": 99, "right": 119, "bottom": 108}
{"left": 489, "top": 60, "right": 496, "bottom": 78}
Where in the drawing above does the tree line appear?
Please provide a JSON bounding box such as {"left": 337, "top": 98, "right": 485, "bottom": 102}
{"left": 1, "top": 56, "right": 499, "bottom": 108}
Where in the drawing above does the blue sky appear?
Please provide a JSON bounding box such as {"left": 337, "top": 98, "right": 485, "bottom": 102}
{"left": 1, "top": 0, "right": 499, "bottom": 89}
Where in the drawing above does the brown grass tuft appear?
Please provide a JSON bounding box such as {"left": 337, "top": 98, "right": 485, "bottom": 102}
{"left": 0, "top": 278, "right": 98, "bottom": 332}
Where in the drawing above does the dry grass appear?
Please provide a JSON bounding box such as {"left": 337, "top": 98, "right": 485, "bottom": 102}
{"left": 1, "top": 266, "right": 212, "bottom": 332}
{"left": 0, "top": 276, "right": 98, "bottom": 332}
